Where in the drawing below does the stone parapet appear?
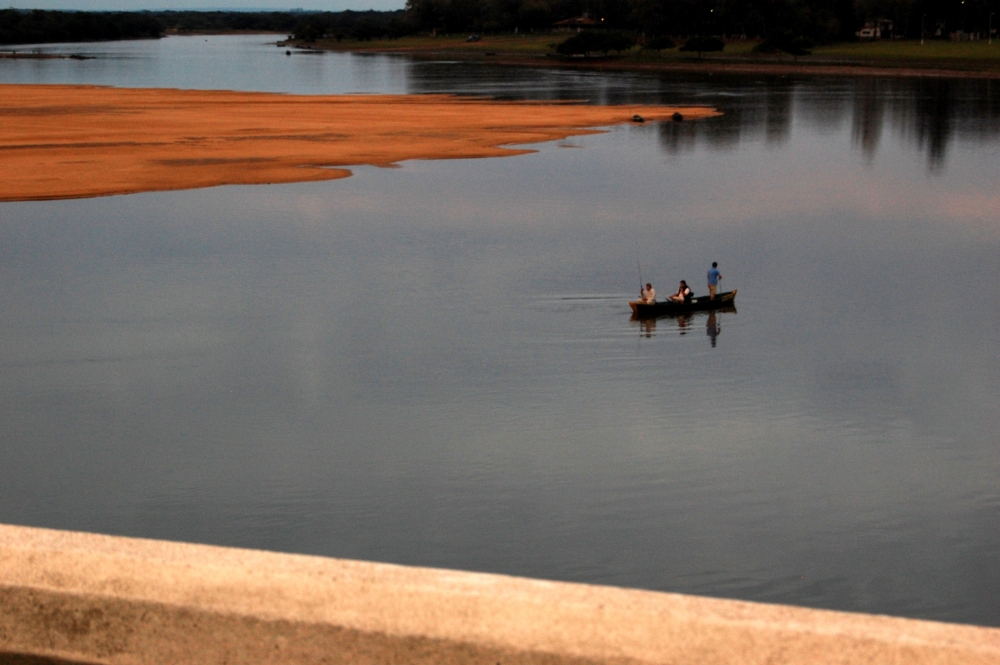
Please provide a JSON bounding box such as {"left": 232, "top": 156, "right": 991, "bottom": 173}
{"left": 1, "top": 523, "right": 998, "bottom": 664}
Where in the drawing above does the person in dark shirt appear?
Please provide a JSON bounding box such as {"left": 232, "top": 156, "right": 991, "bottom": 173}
{"left": 668, "top": 280, "right": 693, "bottom": 303}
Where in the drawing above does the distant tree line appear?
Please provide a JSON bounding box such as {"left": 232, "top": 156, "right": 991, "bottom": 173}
{"left": 403, "top": 0, "right": 855, "bottom": 39}
{"left": 153, "top": 11, "right": 304, "bottom": 34}
{"left": 2, "top": 0, "right": 995, "bottom": 48}
{"left": 0, "top": 9, "right": 410, "bottom": 46}
{"left": 287, "top": 11, "right": 412, "bottom": 42}
{"left": 861, "top": 0, "right": 995, "bottom": 39}
{"left": 155, "top": 10, "right": 411, "bottom": 42}
{"left": 405, "top": 0, "right": 997, "bottom": 42}
{"left": 0, "top": 9, "right": 163, "bottom": 45}
{"left": 404, "top": 0, "right": 579, "bottom": 34}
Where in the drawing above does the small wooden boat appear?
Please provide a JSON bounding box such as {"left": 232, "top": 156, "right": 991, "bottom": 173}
{"left": 629, "top": 289, "right": 737, "bottom": 318}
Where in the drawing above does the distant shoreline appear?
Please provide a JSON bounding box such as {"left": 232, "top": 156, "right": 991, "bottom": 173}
{"left": 163, "top": 29, "right": 288, "bottom": 36}
{"left": 0, "top": 51, "right": 95, "bottom": 60}
{"left": 280, "top": 35, "right": 1000, "bottom": 80}
{"left": 6, "top": 31, "right": 997, "bottom": 79}
{"left": 475, "top": 55, "right": 1000, "bottom": 80}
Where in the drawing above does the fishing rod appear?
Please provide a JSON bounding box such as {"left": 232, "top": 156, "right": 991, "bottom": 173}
{"left": 633, "top": 211, "right": 644, "bottom": 294}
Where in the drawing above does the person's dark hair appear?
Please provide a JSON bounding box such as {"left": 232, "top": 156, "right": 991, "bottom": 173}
{"left": 680, "top": 280, "right": 687, "bottom": 286}
{"left": 712, "top": 262, "right": 718, "bottom": 267}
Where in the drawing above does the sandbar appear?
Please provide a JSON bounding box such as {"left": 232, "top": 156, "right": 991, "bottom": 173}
{"left": 0, "top": 84, "right": 717, "bottom": 202}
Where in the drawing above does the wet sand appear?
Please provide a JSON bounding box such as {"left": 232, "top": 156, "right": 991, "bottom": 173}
{"left": 0, "top": 84, "right": 717, "bottom": 202}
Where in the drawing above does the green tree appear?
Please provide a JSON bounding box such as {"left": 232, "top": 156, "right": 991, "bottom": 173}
{"left": 641, "top": 34, "right": 675, "bottom": 50}
{"left": 556, "top": 30, "right": 636, "bottom": 55}
{"left": 679, "top": 36, "right": 725, "bottom": 55}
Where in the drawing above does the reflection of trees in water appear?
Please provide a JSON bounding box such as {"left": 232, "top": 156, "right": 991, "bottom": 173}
{"left": 764, "top": 85, "right": 793, "bottom": 145}
{"left": 657, "top": 79, "right": 795, "bottom": 152}
{"left": 900, "top": 79, "right": 953, "bottom": 170}
{"left": 655, "top": 76, "right": 1000, "bottom": 172}
{"left": 851, "top": 77, "right": 999, "bottom": 169}
{"left": 889, "top": 78, "right": 1000, "bottom": 171}
{"left": 405, "top": 64, "right": 1000, "bottom": 171}
{"left": 852, "top": 79, "right": 884, "bottom": 160}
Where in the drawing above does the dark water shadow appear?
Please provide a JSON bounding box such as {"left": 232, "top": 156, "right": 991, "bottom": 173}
{"left": 403, "top": 63, "right": 1000, "bottom": 171}
{"left": 649, "top": 75, "right": 1000, "bottom": 172}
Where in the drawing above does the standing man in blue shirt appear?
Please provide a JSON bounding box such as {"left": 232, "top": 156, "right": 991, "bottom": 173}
{"left": 707, "top": 262, "right": 722, "bottom": 299}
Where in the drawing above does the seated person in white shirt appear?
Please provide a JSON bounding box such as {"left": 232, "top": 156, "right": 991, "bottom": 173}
{"left": 640, "top": 283, "right": 656, "bottom": 303}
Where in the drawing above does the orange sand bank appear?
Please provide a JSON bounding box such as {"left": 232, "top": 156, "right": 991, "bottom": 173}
{"left": 0, "top": 84, "right": 717, "bottom": 202}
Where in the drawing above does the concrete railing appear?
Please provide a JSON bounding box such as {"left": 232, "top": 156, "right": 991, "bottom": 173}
{"left": 1, "top": 523, "right": 998, "bottom": 665}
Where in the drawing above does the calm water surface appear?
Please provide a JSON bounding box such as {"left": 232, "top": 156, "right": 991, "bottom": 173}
{"left": 1, "top": 36, "right": 999, "bottom": 626}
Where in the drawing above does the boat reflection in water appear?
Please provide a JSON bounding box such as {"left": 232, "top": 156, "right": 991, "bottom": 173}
{"left": 706, "top": 310, "right": 720, "bottom": 347}
{"left": 630, "top": 306, "right": 736, "bottom": 345}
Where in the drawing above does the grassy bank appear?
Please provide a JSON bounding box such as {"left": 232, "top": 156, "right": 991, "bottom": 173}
{"left": 286, "top": 34, "right": 1000, "bottom": 75}
{"left": 812, "top": 40, "right": 1000, "bottom": 64}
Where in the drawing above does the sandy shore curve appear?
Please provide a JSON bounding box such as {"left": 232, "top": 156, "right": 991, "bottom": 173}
{"left": 0, "top": 84, "right": 718, "bottom": 202}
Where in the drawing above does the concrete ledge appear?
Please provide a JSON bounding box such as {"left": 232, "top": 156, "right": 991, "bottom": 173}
{"left": 1, "top": 524, "right": 998, "bottom": 664}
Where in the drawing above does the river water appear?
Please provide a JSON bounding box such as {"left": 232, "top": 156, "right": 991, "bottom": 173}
{"left": 1, "top": 35, "right": 998, "bottom": 626}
